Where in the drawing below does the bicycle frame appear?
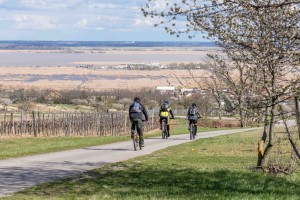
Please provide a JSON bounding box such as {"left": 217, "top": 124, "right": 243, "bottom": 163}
{"left": 132, "top": 123, "right": 142, "bottom": 151}
{"left": 189, "top": 119, "right": 199, "bottom": 140}
{"left": 161, "top": 118, "right": 168, "bottom": 139}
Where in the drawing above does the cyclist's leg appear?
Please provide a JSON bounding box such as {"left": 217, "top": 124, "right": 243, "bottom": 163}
{"left": 166, "top": 116, "right": 170, "bottom": 137}
{"left": 130, "top": 119, "right": 136, "bottom": 138}
{"left": 188, "top": 119, "right": 192, "bottom": 130}
{"left": 159, "top": 117, "right": 163, "bottom": 130}
{"left": 193, "top": 119, "right": 198, "bottom": 135}
{"left": 135, "top": 118, "right": 144, "bottom": 146}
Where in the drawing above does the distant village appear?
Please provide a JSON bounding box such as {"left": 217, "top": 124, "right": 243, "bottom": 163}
{"left": 156, "top": 86, "right": 209, "bottom": 99}
{"left": 77, "top": 62, "right": 203, "bottom": 70}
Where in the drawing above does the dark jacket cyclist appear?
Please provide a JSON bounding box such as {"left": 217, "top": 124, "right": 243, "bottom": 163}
{"left": 159, "top": 100, "right": 174, "bottom": 137}
{"left": 129, "top": 97, "right": 148, "bottom": 147}
{"left": 187, "top": 103, "right": 201, "bottom": 135}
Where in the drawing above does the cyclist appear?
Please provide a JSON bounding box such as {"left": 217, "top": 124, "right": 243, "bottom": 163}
{"left": 159, "top": 100, "right": 174, "bottom": 137}
{"left": 187, "top": 103, "right": 201, "bottom": 135}
{"left": 129, "top": 97, "right": 148, "bottom": 147}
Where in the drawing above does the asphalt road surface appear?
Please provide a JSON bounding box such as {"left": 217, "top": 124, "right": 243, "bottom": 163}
{"left": 0, "top": 128, "right": 260, "bottom": 197}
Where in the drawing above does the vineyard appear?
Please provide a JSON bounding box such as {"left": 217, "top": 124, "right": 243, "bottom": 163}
{"left": 0, "top": 111, "right": 159, "bottom": 137}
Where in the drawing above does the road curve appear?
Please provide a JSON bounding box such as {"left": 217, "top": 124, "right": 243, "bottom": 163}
{"left": 0, "top": 128, "right": 260, "bottom": 197}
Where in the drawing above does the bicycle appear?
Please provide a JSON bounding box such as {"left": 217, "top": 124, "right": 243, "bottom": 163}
{"left": 189, "top": 122, "right": 196, "bottom": 140}
{"left": 188, "top": 116, "right": 200, "bottom": 140}
{"left": 161, "top": 118, "right": 168, "bottom": 139}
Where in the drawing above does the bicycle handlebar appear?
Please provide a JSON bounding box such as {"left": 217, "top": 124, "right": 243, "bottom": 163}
{"left": 171, "top": 116, "right": 201, "bottom": 119}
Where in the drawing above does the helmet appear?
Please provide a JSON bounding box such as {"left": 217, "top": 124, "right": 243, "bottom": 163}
{"left": 164, "top": 100, "right": 169, "bottom": 104}
{"left": 192, "top": 103, "right": 196, "bottom": 107}
{"left": 134, "top": 97, "right": 141, "bottom": 102}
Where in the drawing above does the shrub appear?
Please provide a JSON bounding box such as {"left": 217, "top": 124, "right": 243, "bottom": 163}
{"left": 200, "top": 118, "right": 241, "bottom": 128}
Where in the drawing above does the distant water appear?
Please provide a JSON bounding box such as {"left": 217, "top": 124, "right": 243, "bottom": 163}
{"left": 0, "top": 52, "right": 212, "bottom": 67}
{"left": 0, "top": 41, "right": 217, "bottom": 67}
{"left": 0, "top": 41, "right": 216, "bottom": 49}
{"left": 0, "top": 74, "right": 166, "bottom": 82}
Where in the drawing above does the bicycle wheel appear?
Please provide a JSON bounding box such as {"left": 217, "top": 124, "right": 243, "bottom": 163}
{"left": 193, "top": 125, "right": 196, "bottom": 139}
{"left": 162, "top": 120, "right": 167, "bottom": 139}
{"left": 190, "top": 124, "right": 194, "bottom": 140}
{"left": 165, "top": 128, "right": 169, "bottom": 139}
{"left": 133, "top": 131, "right": 137, "bottom": 151}
{"left": 164, "top": 120, "right": 169, "bottom": 139}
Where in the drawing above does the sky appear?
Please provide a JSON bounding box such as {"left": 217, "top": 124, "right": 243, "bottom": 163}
{"left": 0, "top": 0, "right": 206, "bottom": 41}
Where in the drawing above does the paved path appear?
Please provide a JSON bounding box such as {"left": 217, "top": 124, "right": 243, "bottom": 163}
{"left": 0, "top": 128, "right": 260, "bottom": 197}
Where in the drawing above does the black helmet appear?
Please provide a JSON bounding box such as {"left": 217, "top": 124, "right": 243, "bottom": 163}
{"left": 192, "top": 103, "right": 196, "bottom": 107}
{"left": 164, "top": 100, "right": 169, "bottom": 104}
{"left": 134, "top": 97, "right": 141, "bottom": 102}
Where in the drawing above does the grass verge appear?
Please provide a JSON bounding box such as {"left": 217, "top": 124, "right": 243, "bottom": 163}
{"left": 5, "top": 129, "right": 300, "bottom": 200}
{"left": 0, "top": 119, "right": 220, "bottom": 160}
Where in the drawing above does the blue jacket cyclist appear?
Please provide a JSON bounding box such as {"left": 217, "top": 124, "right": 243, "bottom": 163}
{"left": 187, "top": 103, "right": 201, "bottom": 135}
{"left": 129, "top": 97, "right": 149, "bottom": 147}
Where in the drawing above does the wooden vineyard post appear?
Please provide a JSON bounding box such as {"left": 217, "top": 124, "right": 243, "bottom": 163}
{"left": 10, "top": 113, "right": 14, "bottom": 136}
{"left": 124, "top": 114, "right": 127, "bottom": 135}
{"left": 42, "top": 113, "right": 45, "bottom": 136}
{"left": 4, "top": 112, "right": 7, "bottom": 136}
{"left": 32, "top": 111, "right": 37, "bottom": 137}
{"left": 24, "top": 112, "right": 27, "bottom": 136}
{"left": 51, "top": 113, "right": 55, "bottom": 136}
{"left": 20, "top": 111, "right": 23, "bottom": 136}
{"left": 111, "top": 113, "right": 114, "bottom": 136}
{"left": 37, "top": 112, "right": 41, "bottom": 136}
{"left": 95, "top": 113, "right": 99, "bottom": 136}
{"left": 151, "top": 109, "right": 154, "bottom": 130}
{"left": 81, "top": 113, "right": 85, "bottom": 136}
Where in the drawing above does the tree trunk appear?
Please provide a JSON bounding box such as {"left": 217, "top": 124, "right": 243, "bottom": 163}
{"left": 268, "top": 102, "right": 276, "bottom": 146}
{"left": 260, "top": 101, "right": 276, "bottom": 167}
{"left": 238, "top": 98, "right": 244, "bottom": 128}
{"left": 218, "top": 101, "right": 222, "bottom": 120}
{"left": 295, "top": 96, "right": 300, "bottom": 139}
{"left": 257, "top": 105, "right": 269, "bottom": 167}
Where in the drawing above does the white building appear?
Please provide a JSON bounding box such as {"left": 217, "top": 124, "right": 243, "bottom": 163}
{"left": 156, "top": 86, "right": 175, "bottom": 95}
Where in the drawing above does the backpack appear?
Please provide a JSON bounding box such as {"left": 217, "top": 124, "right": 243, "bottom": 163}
{"left": 161, "top": 103, "right": 168, "bottom": 112}
{"left": 130, "top": 102, "right": 142, "bottom": 113}
{"left": 189, "top": 106, "right": 196, "bottom": 115}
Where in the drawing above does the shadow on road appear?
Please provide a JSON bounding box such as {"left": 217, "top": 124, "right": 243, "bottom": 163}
{"left": 83, "top": 147, "right": 133, "bottom": 151}
{"left": 145, "top": 137, "right": 190, "bottom": 141}
{"left": 0, "top": 160, "right": 109, "bottom": 196}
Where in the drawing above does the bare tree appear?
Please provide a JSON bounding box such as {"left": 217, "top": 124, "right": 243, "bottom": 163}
{"left": 17, "top": 101, "right": 34, "bottom": 112}
{"left": 118, "top": 98, "right": 132, "bottom": 110}
{"left": 203, "top": 75, "right": 225, "bottom": 119}
{"left": 202, "top": 54, "right": 259, "bottom": 127}
{"left": 143, "top": 0, "right": 300, "bottom": 169}
{"left": 0, "top": 98, "right": 12, "bottom": 111}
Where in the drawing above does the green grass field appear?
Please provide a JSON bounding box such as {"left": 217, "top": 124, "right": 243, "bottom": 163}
{"left": 5, "top": 129, "right": 300, "bottom": 200}
{"left": 0, "top": 136, "right": 129, "bottom": 160}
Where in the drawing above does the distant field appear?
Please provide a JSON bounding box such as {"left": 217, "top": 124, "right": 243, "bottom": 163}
{"left": 0, "top": 66, "right": 208, "bottom": 90}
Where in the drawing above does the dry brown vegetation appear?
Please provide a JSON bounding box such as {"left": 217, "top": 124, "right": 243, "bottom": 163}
{"left": 0, "top": 66, "right": 209, "bottom": 90}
